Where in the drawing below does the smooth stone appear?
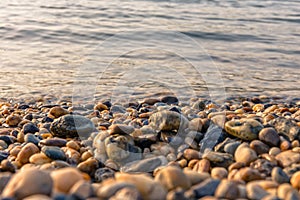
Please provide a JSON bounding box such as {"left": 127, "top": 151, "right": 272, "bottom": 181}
{"left": 189, "top": 118, "right": 203, "bottom": 132}
{"left": 94, "top": 167, "right": 115, "bottom": 182}
{"left": 120, "top": 155, "right": 168, "bottom": 173}
{"left": 183, "top": 169, "right": 210, "bottom": 185}
{"left": 234, "top": 144, "right": 258, "bottom": 165}
{"left": 0, "top": 172, "right": 12, "bottom": 193}
{"left": 0, "top": 135, "right": 15, "bottom": 146}
{"left": 275, "top": 150, "right": 300, "bottom": 167}
{"left": 66, "top": 140, "right": 80, "bottom": 151}
{"left": 211, "top": 167, "right": 228, "bottom": 179}
{"left": 277, "top": 183, "right": 294, "bottom": 199}
{"left": 110, "top": 187, "right": 142, "bottom": 200}
{"left": 185, "top": 178, "right": 220, "bottom": 199}
{"left": 199, "top": 123, "right": 226, "bottom": 152}
{"left": 77, "top": 158, "right": 99, "bottom": 176}
{"left": 234, "top": 167, "right": 263, "bottom": 182}
{"left": 16, "top": 143, "right": 40, "bottom": 165}
{"left": 259, "top": 128, "right": 280, "bottom": 147}
{"left": 271, "top": 167, "right": 289, "bottom": 184}
{"left": 94, "top": 102, "right": 109, "bottom": 111}
{"left": 23, "top": 195, "right": 52, "bottom": 200}
{"left": 29, "top": 153, "right": 52, "bottom": 165}
{"left": 250, "top": 158, "right": 276, "bottom": 177}
{"left": 39, "top": 138, "right": 67, "bottom": 147}
{"left": 225, "top": 119, "right": 263, "bottom": 140}
{"left": 203, "top": 151, "right": 234, "bottom": 168}
{"left": 269, "top": 117, "right": 300, "bottom": 141}
{"left": 49, "top": 106, "right": 69, "bottom": 118}
{"left": 51, "top": 167, "right": 84, "bottom": 193}
{"left": 2, "top": 168, "right": 53, "bottom": 200}
{"left": 24, "top": 133, "right": 41, "bottom": 146}
{"left": 149, "top": 110, "right": 189, "bottom": 132}
{"left": 0, "top": 151, "right": 9, "bottom": 162}
{"left": 246, "top": 182, "right": 269, "bottom": 200}
{"left": 110, "top": 105, "right": 126, "bottom": 113}
{"left": 192, "top": 159, "right": 210, "bottom": 173}
{"left": 192, "top": 100, "right": 206, "bottom": 111}
{"left": 1, "top": 160, "right": 16, "bottom": 173}
{"left": 69, "top": 180, "right": 94, "bottom": 199}
{"left": 115, "top": 172, "right": 167, "bottom": 200}
{"left": 42, "top": 146, "right": 66, "bottom": 161}
{"left": 109, "top": 124, "right": 135, "bottom": 135}
{"left": 6, "top": 115, "right": 22, "bottom": 126}
{"left": 155, "top": 166, "right": 191, "bottom": 191}
{"left": 291, "top": 171, "right": 300, "bottom": 189}
{"left": 161, "top": 96, "right": 179, "bottom": 105}
{"left": 22, "top": 123, "right": 39, "bottom": 134}
{"left": 97, "top": 179, "right": 136, "bottom": 199}
{"left": 50, "top": 114, "right": 95, "bottom": 138}
{"left": 215, "top": 180, "right": 240, "bottom": 199}
{"left": 250, "top": 140, "right": 270, "bottom": 155}
{"left": 224, "top": 141, "right": 241, "bottom": 155}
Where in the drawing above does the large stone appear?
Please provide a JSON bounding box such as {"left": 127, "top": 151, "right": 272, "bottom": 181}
{"left": 185, "top": 178, "right": 220, "bottom": 199}
{"left": 149, "top": 110, "right": 189, "bottom": 132}
{"left": 269, "top": 117, "right": 300, "bottom": 141}
{"left": 234, "top": 144, "right": 257, "bottom": 165}
{"left": 275, "top": 150, "right": 300, "bottom": 167}
{"left": 2, "top": 168, "right": 53, "bottom": 200}
{"left": 50, "top": 114, "right": 95, "bottom": 138}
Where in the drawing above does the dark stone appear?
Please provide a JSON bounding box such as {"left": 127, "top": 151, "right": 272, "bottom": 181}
{"left": 22, "top": 123, "right": 39, "bottom": 134}
{"left": 0, "top": 135, "right": 15, "bottom": 145}
{"left": 161, "top": 96, "right": 179, "bottom": 105}
{"left": 24, "top": 134, "right": 41, "bottom": 146}
{"left": 185, "top": 178, "right": 220, "bottom": 198}
{"left": 269, "top": 117, "right": 300, "bottom": 141}
{"left": 110, "top": 105, "right": 126, "bottom": 114}
{"left": 18, "top": 104, "right": 30, "bottom": 109}
{"left": 42, "top": 146, "right": 67, "bottom": 161}
{"left": 169, "top": 107, "right": 181, "bottom": 113}
{"left": 42, "top": 116, "right": 54, "bottom": 123}
{"left": 0, "top": 151, "right": 9, "bottom": 162}
{"left": 199, "top": 123, "right": 227, "bottom": 152}
{"left": 39, "top": 138, "right": 67, "bottom": 147}
{"left": 94, "top": 167, "right": 115, "bottom": 182}
{"left": 23, "top": 113, "right": 33, "bottom": 121}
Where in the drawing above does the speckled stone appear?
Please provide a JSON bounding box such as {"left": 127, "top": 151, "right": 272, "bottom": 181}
{"left": 203, "top": 151, "right": 234, "bottom": 168}
{"left": 275, "top": 150, "right": 300, "bottom": 167}
{"left": 225, "top": 119, "right": 263, "bottom": 140}
{"left": 269, "top": 117, "right": 300, "bottom": 141}
{"left": 50, "top": 114, "right": 95, "bottom": 138}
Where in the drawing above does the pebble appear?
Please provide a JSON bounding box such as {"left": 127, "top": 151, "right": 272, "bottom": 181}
{"left": 270, "top": 117, "right": 300, "bottom": 141}
{"left": 110, "top": 187, "right": 142, "bottom": 200}
{"left": 211, "top": 167, "right": 228, "bottom": 179}
{"left": 51, "top": 167, "right": 84, "bottom": 193}
{"left": 149, "top": 110, "right": 189, "bottom": 132}
{"left": 120, "top": 155, "right": 168, "bottom": 173}
{"left": 49, "top": 106, "right": 69, "bottom": 118}
{"left": 39, "top": 138, "right": 67, "bottom": 147}
{"left": 192, "top": 158, "right": 210, "bottom": 173}
{"left": 275, "top": 150, "right": 300, "bottom": 167}
{"left": 94, "top": 167, "right": 115, "bottom": 182}
{"left": 199, "top": 123, "right": 225, "bottom": 152}
{"left": 203, "top": 151, "right": 234, "bottom": 168}
{"left": 155, "top": 165, "right": 191, "bottom": 190}
{"left": 2, "top": 168, "right": 53, "bottom": 200}
{"left": 250, "top": 140, "right": 270, "bottom": 155}
{"left": 97, "top": 179, "right": 136, "bottom": 199}
{"left": 69, "top": 180, "right": 94, "bottom": 199}
{"left": 259, "top": 128, "right": 280, "bottom": 147}
{"left": 234, "top": 167, "right": 263, "bottom": 182}
{"left": 24, "top": 133, "right": 41, "bottom": 146}
{"left": 77, "top": 157, "right": 99, "bottom": 176}
{"left": 29, "top": 153, "right": 52, "bottom": 165}
{"left": 185, "top": 178, "right": 220, "bottom": 199}
{"left": 22, "top": 123, "right": 39, "bottom": 134}
{"left": 0, "top": 172, "right": 12, "bottom": 193}
{"left": 271, "top": 167, "right": 289, "bottom": 184}
{"left": 188, "top": 118, "right": 203, "bottom": 132}
{"left": 6, "top": 115, "right": 22, "bottom": 126}
{"left": 183, "top": 169, "right": 210, "bottom": 185}
{"left": 161, "top": 96, "right": 179, "bottom": 105}
{"left": 109, "top": 124, "right": 135, "bottom": 135}
{"left": 66, "top": 140, "right": 80, "bottom": 150}
{"left": 23, "top": 195, "right": 52, "bottom": 200}
{"left": 94, "top": 102, "right": 109, "bottom": 111}
{"left": 224, "top": 141, "right": 241, "bottom": 155}
{"left": 225, "top": 119, "right": 263, "bottom": 140}
{"left": 115, "top": 172, "right": 167, "bottom": 200}
{"left": 16, "top": 143, "right": 40, "bottom": 165}
{"left": 42, "top": 146, "right": 67, "bottom": 161}
{"left": 50, "top": 114, "right": 95, "bottom": 138}
{"left": 234, "top": 144, "right": 257, "bottom": 165}
{"left": 290, "top": 171, "right": 300, "bottom": 189}
{"left": 214, "top": 180, "right": 240, "bottom": 199}
{"left": 246, "top": 182, "right": 269, "bottom": 200}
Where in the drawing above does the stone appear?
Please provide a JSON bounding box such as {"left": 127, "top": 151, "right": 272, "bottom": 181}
{"left": 6, "top": 115, "right": 22, "bottom": 126}
{"left": 185, "top": 178, "right": 220, "bottom": 199}
{"left": 69, "top": 180, "right": 94, "bottom": 199}
{"left": 161, "top": 96, "right": 179, "bottom": 105}
{"left": 246, "top": 182, "right": 269, "bottom": 200}
{"left": 109, "top": 124, "right": 135, "bottom": 135}
{"left": 277, "top": 183, "right": 294, "bottom": 199}
{"left": 192, "top": 159, "right": 210, "bottom": 173}
{"left": 234, "top": 144, "right": 257, "bottom": 165}
{"left": 51, "top": 167, "right": 84, "bottom": 193}
{"left": 203, "top": 151, "right": 234, "bottom": 168}
{"left": 183, "top": 169, "right": 210, "bottom": 185}
{"left": 42, "top": 146, "right": 66, "bottom": 161}
{"left": 192, "top": 100, "right": 206, "bottom": 111}
{"left": 189, "top": 118, "right": 203, "bottom": 132}
{"left": 234, "top": 167, "right": 263, "bottom": 182}
{"left": 49, "top": 106, "right": 69, "bottom": 118}
{"left": 250, "top": 140, "right": 270, "bottom": 155}
{"left": 110, "top": 105, "right": 126, "bottom": 113}
{"left": 155, "top": 166, "right": 191, "bottom": 191}
{"left": 271, "top": 167, "right": 289, "bottom": 184}
{"left": 97, "top": 179, "right": 136, "bottom": 199}
{"left": 77, "top": 157, "right": 99, "bottom": 176}
{"left": 115, "top": 172, "right": 167, "bottom": 200}
{"left": 1, "top": 160, "right": 15, "bottom": 173}
{"left": 2, "top": 168, "right": 53, "bottom": 200}
{"left": 215, "top": 180, "right": 240, "bottom": 199}
{"left": 250, "top": 158, "right": 276, "bottom": 177}
{"left": 269, "top": 117, "right": 300, "bottom": 141}
{"left": 291, "top": 171, "right": 300, "bottom": 189}
{"left": 275, "top": 150, "right": 300, "bottom": 167}
{"left": 0, "top": 135, "right": 15, "bottom": 146}
{"left": 16, "top": 143, "right": 40, "bottom": 165}
{"left": 0, "top": 172, "right": 12, "bottom": 193}
{"left": 120, "top": 155, "right": 168, "bottom": 173}
{"left": 22, "top": 123, "right": 39, "bottom": 134}
{"left": 94, "top": 102, "right": 109, "bottom": 111}
{"left": 259, "top": 128, "right": 280, "bottom": 147}
{"left": 23, "top": 195, "right": 52, "bottom": 200}
{"left": 66, "top": 140, "right": 80, "bottom": 150}
{"left": 211, "top": 167, "right": 228, "bottom": 179}
{"left": 225, "top": 119, "right": 263, "bottom": 140}
{"left": 94, "top": 167, "right": 115, "bottom": 182}
{"left": 110, "top": 187, "right": 142, "bottom": 200}
{"left": 50, "top": 114, "right": 95, "bottom": 138}
{"left": 149, "top": 110, "right": 189, "bottom": 132}
{"left": 200, "top": 123, "right": 226, "bottom": 152}
{"left": 39, "top": 138, "right": 67, "bottom": 147}
{"left": 224, "top": 141, "right": 241, "bottom": 155}
{"left": 29, "top": 153, "right": 52, "bottom": 165}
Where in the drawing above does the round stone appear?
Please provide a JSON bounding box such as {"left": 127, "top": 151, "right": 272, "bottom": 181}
{"left": 50, "top": 114, "right": 95, "bottom": 138}
{"left": 291, "top": 171, "right": 300, "bottom": 189}
{"left": 225, "top": 119, "right": 263, "bottom": 140}
{"left": 2, "top": 168, "right": 53, "bottom": 199}
{"left": 49, "top": 106, "right": 69, "bottom": 118}
{"left": 271, "top": 167, "right": 289, "bottom": 184}
{"left": 161, "top": 96, "right": 179, "bottom": 105}
{"left": 109, "top": 124, "right": 135, "bottom": 135}
{"left": 22, "top": 123, "right": 39, "bottom": 134}
{"left": 42, "top": 146, "right": 66, "bottom": 161}
{"left": 215, "top": 180, "right": 239, "bottom": 199}
{"left": 6, "top": 115, "right": 22, "bottom": 126}
{"left": 16, "top": 143, "right": 40, "bottom": 165}
{"left": 211, "top": 167, "right": 228, "bottom": 179}
{"left": 234, "top": 144, "right": 257, "bottom": 165}
{"left": 259, "top": 128, "right": 280, "bottom": 147}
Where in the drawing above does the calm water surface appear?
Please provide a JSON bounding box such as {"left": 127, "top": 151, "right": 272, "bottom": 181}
{"left": 0, "top": 0, "right": 300, "bottom": 102}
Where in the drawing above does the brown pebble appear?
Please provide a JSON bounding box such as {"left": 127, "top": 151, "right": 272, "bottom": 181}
{"left": 1, "top": 160, "right": 15, "bottom": 173}
{"left": 29, "top": 153, "right": 52, "bottom": 165}
{"left": 6, "top": 115, "right": 22, "bottom": 126}
{"left": 193, "top": 159, "right": 210, "bottom": 173}
{"left": 81, "top": 151, "right": 93, "bottom": 161}
{"left": 183, "top": 149, "right": 201, "bottom": 160}
{"left": 234, "top": 144, "right": 257, "bottom": 166}
{"left": 69, "top": 180, "right": 94, "bottom": 199}
{"left": 250, "top": 140, "right": 270, "bottom": 155}
{"left": 234, "top": 167, "right": 263, "bottom": 182}
{"left": 275, "top": 150, "right": 300, "bottom": 167}
{"left": 280, "top": 140, "right": 291, "bottom": 151}
{"left": 94, "top": 103, "right": 108, "bottom": 111}
{"left": 183, "top": 169, "right": 210, "bottom": 185}
{"left": 258, "top": 128, "right": 280, "bottom": 147}
{"left": 16, "top": 143, "right": 40, "bottom": 165}
{"left": 49, "top": 106, "right": 69, "bottom": 118}
{"left": 77, "top": 158, "right": 99, "bottom": 176}
{"left": 269, "top": 147, "right": 281, "bottom": 156}
{"left": 109, "top": 124, "right": 135, "bottom": 135}
{"left": 228, "top": 162, "right": 245, "bottom": 172}
{"left": 215, "top": 180, "right": 240, "bottom": 199}
{"left": 189, "top": 118, "right": 203, "bottom": 132}
{"left": 66, "top": 140, "right": 80, "bottom": 151}
{"left": 211, "top": 167, "right": 228, "bottom": 179}
{"left": 291, "top": 171, "right": 300, "bottom": 189}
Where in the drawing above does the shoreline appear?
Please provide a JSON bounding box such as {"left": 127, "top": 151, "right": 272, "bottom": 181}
{"left": 0, "top": 95, "right": 300, "bottom": 199}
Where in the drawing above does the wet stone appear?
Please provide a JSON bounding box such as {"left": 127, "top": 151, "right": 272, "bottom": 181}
{"left": 22, "top": 123, "right": 39, "bottom": 134}
{"left": 225, "top": 119, "right": 263, "bottom": 141}
{"left": 42, "top": 146, "right": 67, "bottom": 161}
{"left": 50, "top": 114, "right": 95, "bottom": 138}
{"left": 120, "top": 155, "right": 168, "bottom": 173}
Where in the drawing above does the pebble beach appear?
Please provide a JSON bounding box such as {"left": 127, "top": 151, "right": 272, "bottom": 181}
{"left": 0, "top": 95, "right": 300, "bottom": 199}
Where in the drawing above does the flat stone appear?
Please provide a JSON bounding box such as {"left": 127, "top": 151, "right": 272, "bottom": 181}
{"left": 161, "top": 96, "right": 179, "bottom": 105}
{"left": 50, "top": 114, "right": 95, "bottom": 138}
{"left": 225, "top": 119, "right": 263, "bottom": 141}
{"left": 42, "top": 146, "right": 66, "bottom": 161}
{"left": 275, "top": 150, "right": 300, "bottom": 167}
{"left": 199, "top": 123, "right": 227, "bottom": 152}
{"left": 155, "top": 166, "right": 191, "bottom": 191}
{"left": 185, "top": 178, "right": 220, "bottom": 199}
{"left": 149, "top": 110, "right": 189, "bottom": 132}
{"left": 2, "top": 168, "right": 53, "bottom": 200}
{"left": 203, "top": 151, "right": 234, "bottom": 168}
{"left": 39, "top": 138, "right": 67, "bottom": 147}
{"left": 120, "top": 155, "right": 168, "bottom": 173}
